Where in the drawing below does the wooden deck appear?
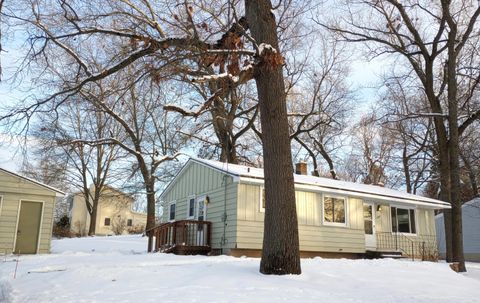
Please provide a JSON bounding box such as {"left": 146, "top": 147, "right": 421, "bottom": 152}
{"left": 146, "top": 220, "right": 212, "bottom": 255}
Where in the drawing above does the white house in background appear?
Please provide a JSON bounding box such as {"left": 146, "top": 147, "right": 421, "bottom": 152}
{"left": 69, "top": 185, "right": 147, "bottom": 236}
{"left": 156, "top": 158, "right": 450, "bottom": 258}
{"left": 436, "top": 197, "right": 480, "bottom": 261}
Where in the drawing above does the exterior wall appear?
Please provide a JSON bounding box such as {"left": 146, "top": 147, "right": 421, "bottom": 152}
{"left": 161, "top": 162, "right": 238, "bottom": 252}
{"left": 69, "top": 194, "right": 90, "bottom": 236}
{"left": 235, "top": 183, "right": 366, "bottom": 254}
{"left": 436, "top": 202, "right": 480, "bottom": 261}
{"left": 376, "top": 203, "right": 437, "bottom": 257}
{"left": 0, "top": 171, "right": 57, "bottom": 254}
{"left": 69, "top": 187, "right": 147, "bottom": 236}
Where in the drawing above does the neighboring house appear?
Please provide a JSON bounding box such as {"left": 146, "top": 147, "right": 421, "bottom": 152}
{"left": 0, "top": 168, "right": 65, "bottom": 254}
{"left": 436, "top": 198, "right": 480, "bottom": 261}
{"left": 156, "top": 158, "right": 449, "bottom": 257}
{"left": 69, "top": 186, "right": 147, "bottom": 236}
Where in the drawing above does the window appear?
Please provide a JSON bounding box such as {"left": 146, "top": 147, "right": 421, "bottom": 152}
{"left": 104, "top": 218, "right": 111, "bottom": 226}
{"left": 259, "top": 188, "right": 266, "bottom": 212}
{"left": 323, "top": 196, "right": 347, "bottom": 226}
{"left": 391, "top": 207, "right": 416, "bottom": 234}
{"left": 127, "top": 219, "right": 133, "bottom": 227}
{"left": 169, "top": 202, "right": 176, "bottom": 221}
{"left": 187, "top": 198, "right": 195, "bottom": 218}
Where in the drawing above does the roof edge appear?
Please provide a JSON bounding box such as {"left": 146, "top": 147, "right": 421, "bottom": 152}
{"left": 0, "top": 167, "right": 65, "bottom": 196}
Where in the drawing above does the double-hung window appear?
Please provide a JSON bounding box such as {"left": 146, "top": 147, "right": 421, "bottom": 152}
{"left": 391, "top": 206, "right": 416, "bottom": 234}
{"left": 169, "top": 202, "right": 176, "bottom": 221}
{"left": 323, "top": 196, "right": 347, "bottom": 226}
{"left": 187, "top": 197, "right": 195, "bottom": 218}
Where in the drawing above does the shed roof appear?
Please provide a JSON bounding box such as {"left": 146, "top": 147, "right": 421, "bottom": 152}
{"left": 189, "top": 158, "right": 449, "bottom": 209}
{"left": 0, "top": 167, "right": 65, "bottom": 196}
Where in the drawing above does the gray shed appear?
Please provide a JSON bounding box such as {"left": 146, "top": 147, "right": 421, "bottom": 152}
{"left": 436, "top": 198, "right": 480, "bottom": 261}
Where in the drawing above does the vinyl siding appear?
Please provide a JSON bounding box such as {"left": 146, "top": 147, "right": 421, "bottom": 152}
{"left": 161, "top": 162, "right": 238, "bottom": 251}
{"left": 376, "top": 204, "right": 436, "bottom": 237}
{"left": 376, "top": 203, "right": 437, "bottom": 255}
{"left": 0, "top": 170, "right": 57, "bottom": 254}
{"left": 436, "top": 203, "right": 480, "bottom": 261}
{"left": 235, "top": 183, "right": 366, "bottom": 253}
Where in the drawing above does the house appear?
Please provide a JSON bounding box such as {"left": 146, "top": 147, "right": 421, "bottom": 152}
{"left": 152, "top": 158, "right": 449, "bottom": 258}
{"left": 69, "top": 186, "right": 147, "bottom": 236}
{"left": 0, "top": 168, "right": 64, "bottom": 254}
{"left": 435, "top": 197, "right": 480, "bottom": 261}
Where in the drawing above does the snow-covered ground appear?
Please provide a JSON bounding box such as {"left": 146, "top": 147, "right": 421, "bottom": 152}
{"left": 1, "top": 236, "right": 480, "bottom": 303}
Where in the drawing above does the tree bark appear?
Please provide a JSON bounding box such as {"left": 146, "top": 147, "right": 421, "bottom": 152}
{"left": 88, "top": 199, "right": 98, "bottom": 236}
{"left": 445, "top": 18, "right": 466, "bottom": 271}
{"left": 246, "top": 0, "right": 301, "bottom": 275}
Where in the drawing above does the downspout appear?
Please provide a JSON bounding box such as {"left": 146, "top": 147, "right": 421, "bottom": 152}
{"left": 221, "top": 174, "right": 228, "bottom": 254}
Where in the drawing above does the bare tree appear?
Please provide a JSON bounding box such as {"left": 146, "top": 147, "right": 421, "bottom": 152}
{"left": 320, "top": 0, "right": 480, "bottom": 272}
{"left": 32, "top": 98, "right": 124, "bottom": 235}
{"left": 378, "top": 75, "right": 435, "bottom": 194}
{"left": 288, "top": 36, "right": 353, "bottom": 179}
{"left": 0, "top": 0, "right": 303, "bottom": 274}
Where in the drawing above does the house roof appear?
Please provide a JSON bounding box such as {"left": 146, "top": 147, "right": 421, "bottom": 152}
{"left": 436, "top": 197, "right": 480, "bottom": 218}
{"left": 189, "top": 158, "right": 450, "bottom": 209}
{"left": 0, "top": 167, "right": 65, "bottom": 196}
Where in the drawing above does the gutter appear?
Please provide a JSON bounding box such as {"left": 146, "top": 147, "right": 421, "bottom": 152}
{"left": 238, "top": 176, "right": 450, "bottom": 209}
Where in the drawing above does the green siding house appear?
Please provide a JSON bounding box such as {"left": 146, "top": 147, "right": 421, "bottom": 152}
{"left": 159, "top": 158, "right": 449, "bottom": 258}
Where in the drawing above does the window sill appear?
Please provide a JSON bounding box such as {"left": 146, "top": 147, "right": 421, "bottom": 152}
{"left": 391, "top": 232, "right": 417, "bottom": 236}
{"left": 323, "top": 222, "right": 348, "bottom": 228}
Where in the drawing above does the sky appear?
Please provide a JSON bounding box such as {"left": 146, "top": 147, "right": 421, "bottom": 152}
{"left": 0, "top": 24, "right": 389, "bottom": 175}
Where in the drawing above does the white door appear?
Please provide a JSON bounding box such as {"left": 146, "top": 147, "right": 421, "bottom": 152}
{"left": 196, "top": 196, "right": 207, "bottom": 245}
{"left": 363, "top": 203, "right": 376, "bottom": 249}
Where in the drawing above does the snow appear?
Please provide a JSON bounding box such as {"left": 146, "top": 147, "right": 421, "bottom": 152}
{"left": 1, "top": 235, "right": 480, "bottom": 303}
{"left": 189, "top": 158, "right": 449, "bottom": 208}
{"left": 258, "top": 43, "right": 277, "bottom": 55}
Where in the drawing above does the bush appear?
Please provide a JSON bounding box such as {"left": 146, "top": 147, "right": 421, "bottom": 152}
{"left": 127, "top": 224, "right": 145, "bottom": 234}
{"left": 52, "top": 225, "right": 73, "bottom": 238}
{"left": 57, "top": 215, "right": 70, "bottom": 228}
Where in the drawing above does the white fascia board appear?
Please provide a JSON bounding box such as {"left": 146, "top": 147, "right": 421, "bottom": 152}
{"left": 238, "top": 177, "right": 450, "bottom": 209}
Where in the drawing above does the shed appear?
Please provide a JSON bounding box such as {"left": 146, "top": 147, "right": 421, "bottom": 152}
{"left": 0, "top": 168, "right": 65, "bottom": 254}
{"left": 436, "top": 198, "right": 480, "bottom": 261}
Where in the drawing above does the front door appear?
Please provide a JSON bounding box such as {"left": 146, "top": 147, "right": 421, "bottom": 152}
{"left": 363, "top": 202, "right": 376, "bottom": 249}
{"left": 15, "top": 201, "right": 43, "bottom": 254}
{"left": 196, "top": 196, "right": 207, "bottom": 245}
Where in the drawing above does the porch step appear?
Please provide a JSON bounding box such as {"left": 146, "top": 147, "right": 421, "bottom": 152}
{"left": 365, "top": 250, "right": 405, "bottom": 259}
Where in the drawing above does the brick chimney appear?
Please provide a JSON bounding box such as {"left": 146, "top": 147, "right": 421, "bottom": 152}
{"left": 295, "top": 162, "right": 308, "bottom": 175}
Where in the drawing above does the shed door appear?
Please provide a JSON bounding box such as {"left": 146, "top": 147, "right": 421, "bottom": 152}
{"left": 15, "top": 201, "right": 43, "bottom": 254}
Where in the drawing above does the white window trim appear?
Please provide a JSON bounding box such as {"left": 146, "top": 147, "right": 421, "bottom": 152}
{"left": 13, "top": 199, "right": 45, "bottom": 254}
{"left": 259, "top": 187, "right": 265, "bottom": 213}
{"left": 0, "top": 195, "right": 3, "bottom": 218}
{"left": 390, "top": 205, "right": 417, "bottom": 236}
{"left": 186, "top": 195, "right": 196, "bottom": 219}
{"left": 322, "top": 194, "right": 348, "bottom": 227}
{"left": 168, "top": 201, "right": 176, "bottom": 222}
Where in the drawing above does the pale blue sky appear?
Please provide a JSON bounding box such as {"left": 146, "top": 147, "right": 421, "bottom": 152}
{"left": 0, "top": 37, "right": 387, "bottom": 173}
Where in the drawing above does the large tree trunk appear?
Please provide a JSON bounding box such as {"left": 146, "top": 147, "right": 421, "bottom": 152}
{"left": 245, "top": 0, "right": 301, "bottom": 275}
{"left": 145, "top": 179, "right": 156, "bottom": 253}
{"left": 446, "top": 28, "right": 466, "bottom": 271}
{"left": 88, "top": 200, "right": 98, "bottom": 236}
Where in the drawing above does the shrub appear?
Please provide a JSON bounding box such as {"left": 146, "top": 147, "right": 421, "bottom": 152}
{"left": 52, "top": 215, "right": 72, "bottom": 238}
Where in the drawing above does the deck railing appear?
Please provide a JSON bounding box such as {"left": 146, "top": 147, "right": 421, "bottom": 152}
{"left": 146, "top": 220, "right": 212, "bottom": 253}
{"left": 376, "top": 232, "right": 438, "bottom": 261}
